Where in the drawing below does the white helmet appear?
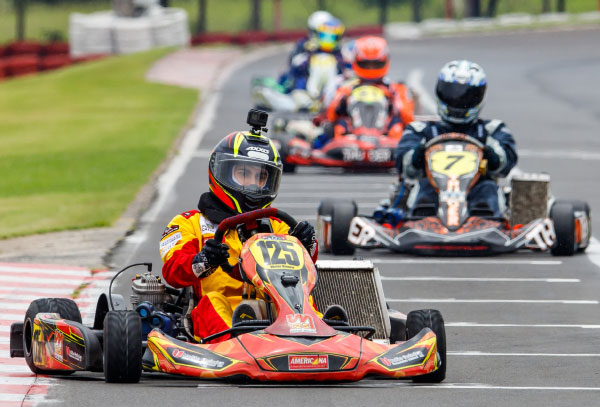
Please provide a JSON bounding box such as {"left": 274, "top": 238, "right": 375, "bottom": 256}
{"left": 436, "top": 60, "right": 487, "bottom": 124}
{"left": 307, "top": 10, "right": 334, "bottom": 33}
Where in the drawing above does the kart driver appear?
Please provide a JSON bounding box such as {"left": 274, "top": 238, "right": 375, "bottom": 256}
{"left": 323, "top": 36, "right": 415, "bottom": 145}
{"left": 159, "top": 126, "right": 318, "bottom": 343}
{"left": 278, "top": 14, "right": 346, "bottom": 96}
{"left": 395, "top": 60, "right": 517, "bottom": 218}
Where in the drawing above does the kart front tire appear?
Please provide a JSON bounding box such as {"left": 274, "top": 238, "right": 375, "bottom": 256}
{"left": 550, "top": 202, "right": 576, "bottom": 256}
{"left": 282, "top": 162, "right": 297, "bottom": 173}
{"left": 23, "top": 298, "right": 82, "bottom": 374}
{"left": 406, "top": 309, "right": 446, "bottom": 383}
{"left": 330, "top": 201, "right": 357, "bottom": 255}
{"left": 103, "top": 310, "right": 142, "bottom": 383}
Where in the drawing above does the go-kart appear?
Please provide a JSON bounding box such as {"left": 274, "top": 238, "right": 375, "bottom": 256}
{"left": 317, "top": 133, "right": 591, "bottom": 256}
{"left": 10, "top": 208, "right": 446, "bottom": 383}
{"left": 272, "top": 84, "right": 401, "bottom": 173}
{"left": 252, "top": 52, "right": 339, "bottom": 113}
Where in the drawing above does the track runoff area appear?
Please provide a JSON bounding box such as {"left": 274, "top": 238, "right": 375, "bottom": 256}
{"left": 9, "top": 29, "right": 599, "bottom": 407}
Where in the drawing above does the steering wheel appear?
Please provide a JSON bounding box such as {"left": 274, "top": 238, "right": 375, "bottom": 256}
{"left": 212, "top": 208, "right": 299, "bottom": 273}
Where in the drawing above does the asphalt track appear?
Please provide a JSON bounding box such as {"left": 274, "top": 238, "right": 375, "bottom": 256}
{"left": 56, "top": 28, "right": 600, "bottom": 406}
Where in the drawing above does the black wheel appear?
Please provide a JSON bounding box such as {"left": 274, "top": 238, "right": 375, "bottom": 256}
{"left": 282, "top": 162, "right": 297, "bottom": 173}
{"left": 330, "top": 201, "right": 357, "bottom": 255}
{"left": 23, "top": 298, "right": 82, "bottom": 374}
{"left": 554, "top": 199, "right": 591, "bottom": 252}
{"left": 406, "top": 309, "right": 446, "bottom": 383}
{"left": 103, "top": 310, "right": 142, "bottom": 383}
{"left": 550, "top": 202, "right": 576, "bottom": 256}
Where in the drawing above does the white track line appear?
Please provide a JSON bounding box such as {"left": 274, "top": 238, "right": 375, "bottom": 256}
{"left": 406, "top": 69, "right": 438, "bottom": 115}
{"left": 0, "top": 265, "right": 90, "bottom": 277}
{"left": 374, "top": 259, "right": 562, "bottom": 265}
{"left": 381, "top": 276, "right": 579, "bottom": 282}
{"left": 446, "top": 322, "right": 600, "bottom": 328}
{"left": 449, "top": 351, "right": 600, "bottom": 357}
{"left": 0, "top": 376, "right": 50, "bottom": 386}
{"left": 0, "top": 394, "right": 46, "bottom": 402}
{"left": 0, "top": 287, "right": 74, "bottom": 295}
{"left": 0, "top": 275, "right": 81, "bottom": 285}
{"left": 409, "top": 384, "right": 600, "bottom": 391}
{"left": 519, "top": 149, "right": 600, "bottom": 160}
{"left": 586, "top": 237, "right": 600, "bottom": 270}
{"left": 386, "top": 298, "right": 598, "bottom": 304}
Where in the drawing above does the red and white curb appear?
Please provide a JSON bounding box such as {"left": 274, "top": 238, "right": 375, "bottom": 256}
{"left": 0, "top": 262, "right": 112, "bottom": 407}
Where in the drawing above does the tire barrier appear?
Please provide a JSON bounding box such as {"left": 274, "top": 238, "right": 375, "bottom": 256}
{"left": 69, "top": 7, "right": 190, "bottom": 57}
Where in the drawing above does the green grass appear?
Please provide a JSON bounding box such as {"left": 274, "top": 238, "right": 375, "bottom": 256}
{"left": 1, "top": 0, "right": 597, "bottom": 43}
{"left": 0, "top": 47, "right": 198, "bottom": 238}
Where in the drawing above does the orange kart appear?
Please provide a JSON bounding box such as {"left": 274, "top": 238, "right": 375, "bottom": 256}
{"left": 10, "top": 208, "right": 446, "bottom": 384}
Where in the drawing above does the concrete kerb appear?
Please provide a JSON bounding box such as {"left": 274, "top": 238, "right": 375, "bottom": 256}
{"left": 385, "top": 11, "right": 600, "bottom": 40}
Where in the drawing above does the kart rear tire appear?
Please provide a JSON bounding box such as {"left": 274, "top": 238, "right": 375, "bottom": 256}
{"left": 282, "top": 162, "right": 297, "bottom": 173}
{"left": 330, "top": 201, "right": 357, "bottom": 255}
{"left": 550, "top": 202, "right": 576, "bottom": 256}
{"left": 103, "top": 310, "right": 142, "bottom": 383}
{"left": 406, "top": 309, "right": 446, "bottom": 383}
{"left": 553, "top": 199, "right": 591, "bottom": 252}
{"left": 23, "top": 298, "right": 82, "bottom": 374}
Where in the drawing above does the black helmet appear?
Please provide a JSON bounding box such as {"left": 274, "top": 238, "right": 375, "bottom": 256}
{"left": 208, "top": 130, "right": 282, "bottom": 214}
{"left": 436, "top": 60, "right": 487, "bottom": 124}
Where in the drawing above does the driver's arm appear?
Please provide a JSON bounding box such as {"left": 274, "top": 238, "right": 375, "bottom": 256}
{"left": 395, "top": 122, "right": 428, "bottom": 179}
{"left": 160, "top": 212, "right": 204, "bottom": 288}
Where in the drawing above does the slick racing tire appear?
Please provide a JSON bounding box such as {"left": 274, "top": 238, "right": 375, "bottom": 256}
{"left": 553, "top": 199, "right": 591, "bottom": 253}
{"left": 103, "top": 310, "right": 142, "bottom": 383}
{"left": 406, "top": 309, "right": 446, "bottom": 383}
{"left": 330, "top": 201, "right": 358, "bottom": 255}
{"left": 550, "top": 202, "right": 576, "bottom": 256}
{"left": 24, "top": 298, "right": 82, "bottom": 374}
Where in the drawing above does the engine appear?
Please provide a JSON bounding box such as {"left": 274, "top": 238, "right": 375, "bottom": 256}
{"left": 130, "top": 272, "right": 178, "bottom": 337}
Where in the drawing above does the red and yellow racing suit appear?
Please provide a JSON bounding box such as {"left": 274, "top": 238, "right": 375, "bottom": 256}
{"left": 160, "top": 209, "right": 318, "bottom": 342}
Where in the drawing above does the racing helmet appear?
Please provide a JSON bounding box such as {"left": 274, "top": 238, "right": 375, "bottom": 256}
{"left": 315, "top": 17, "right": 345, "bottom": 52}
{"left": 352, "top": 36, "right": 390, "bottom": 81}
{"left": 208, "top": 131, "right": 282, "bottom": 214}
{"left": 436, "top": 60, "right": 487, "bottom": 124}
{"left": 307, "top": 10, "right": 334, "bottom": 33}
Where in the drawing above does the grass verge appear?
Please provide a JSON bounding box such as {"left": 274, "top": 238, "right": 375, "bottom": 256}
{"left": 0, "top": 47, "right": 198, "bottom": 238}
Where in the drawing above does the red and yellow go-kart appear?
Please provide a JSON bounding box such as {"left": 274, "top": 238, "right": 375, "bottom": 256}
{"left": 272, "top": 84, "right": 403, "bottom": 173}
{"left": 10, "top": 208, "right": 446, "bottom": 383}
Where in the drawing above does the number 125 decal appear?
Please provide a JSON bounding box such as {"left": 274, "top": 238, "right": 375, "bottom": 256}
{"left": 250, "top": 238, "right": 305, "bottom": 270}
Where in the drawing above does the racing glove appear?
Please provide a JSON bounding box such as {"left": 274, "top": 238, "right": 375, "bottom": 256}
{"left": 410, "top": 144, "right": 426, "bottom": 170}
{"left": 191, "top": 239, "right": 230, "bottom": 278}
{"left": 291, "top": 221, "right": 317, "bottom": 256}
{"left": 483, "top": 146, "right": 501, "bottom": 171}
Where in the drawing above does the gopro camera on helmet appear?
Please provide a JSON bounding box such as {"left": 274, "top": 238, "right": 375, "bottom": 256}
{"left": 247, "top": 109, "right": 269, "bottom": 135}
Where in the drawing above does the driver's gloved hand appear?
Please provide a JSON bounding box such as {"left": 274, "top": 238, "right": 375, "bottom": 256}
{"left": 483, "top": 146, "right": 501, "bottom": 171}
{"left": 192, "top": 239, "right": 230, "bottom": 278}
{"left": 291, "top": 221, "right": 317, "bottom": 256}
{"left": 411, "top": 144, "right": 426, "bottom": 169}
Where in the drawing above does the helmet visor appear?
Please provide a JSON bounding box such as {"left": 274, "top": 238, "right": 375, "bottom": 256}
{"left": 318, "top": 31, "right": 339, "bottom": 51}
{"left": 355, "top": 58, "right": 388, "bottom": 70}
{"left": 211, "top": 153, "right": 281, "bottom": 199}
{"left": 436, "top": 81, "right": 486, "bottom": 109}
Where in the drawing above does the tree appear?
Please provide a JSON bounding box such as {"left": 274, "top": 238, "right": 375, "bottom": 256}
{"left": 486, "top": 0, "right": 499, "bottom": 17}
{"left": 557, "top": 0, "right": 566, "bottom": 12}
{"left": 465, "top": 0, "right": 481, "bottom": 17}
{"left": 197, "top": 0, "right": 206, "bottom": 33}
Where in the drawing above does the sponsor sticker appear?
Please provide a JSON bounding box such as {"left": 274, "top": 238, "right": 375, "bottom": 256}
{"left": 162, "top": 225, "right": 179, "bottom": 238}
{"left": 200, "top": 217, "right": 216, "bottom": 233}
{"left": 54, "top": 330, "right": 63, "bottom": 361}
{"left": 379, "top": 350, "right": 424, "bottom": 368}
{"left": 173, "top": 351, "right": 225, "bottom": 369}
{"left": 66, "top": 347, "right": 83, "bottom": 363}
{"left": 286, "top": 314, "right": 316, "bottom": 334}
{"left": 347, "top": 217, "right": 376, "bottom": 246}
{"left": 288, "top": 354, "right": 329, "bottom": 370}
{"left": 367, "top": 148, "right": 391, "bottom": 163}
{"left": 160, "top": 232, "right": 182, "bottom": 257}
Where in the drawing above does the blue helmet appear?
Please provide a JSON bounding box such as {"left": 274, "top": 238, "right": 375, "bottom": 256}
{"left": 436, "top": 60, "right": 487, "bottom": 124}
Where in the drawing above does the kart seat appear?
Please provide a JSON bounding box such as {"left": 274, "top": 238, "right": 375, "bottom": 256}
{"left": 469, "top": 202, "right": 495, "bottom": 218}
{"left": 411, "top": 202, "right": 437, "bottom": 217}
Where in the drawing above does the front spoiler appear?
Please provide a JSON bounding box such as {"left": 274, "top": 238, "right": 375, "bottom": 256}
{"left": 348, "top": 216, "right": 553, "bottom": 256}
{"left": 143, "top": 327, "right": 439, "bottom": 381}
